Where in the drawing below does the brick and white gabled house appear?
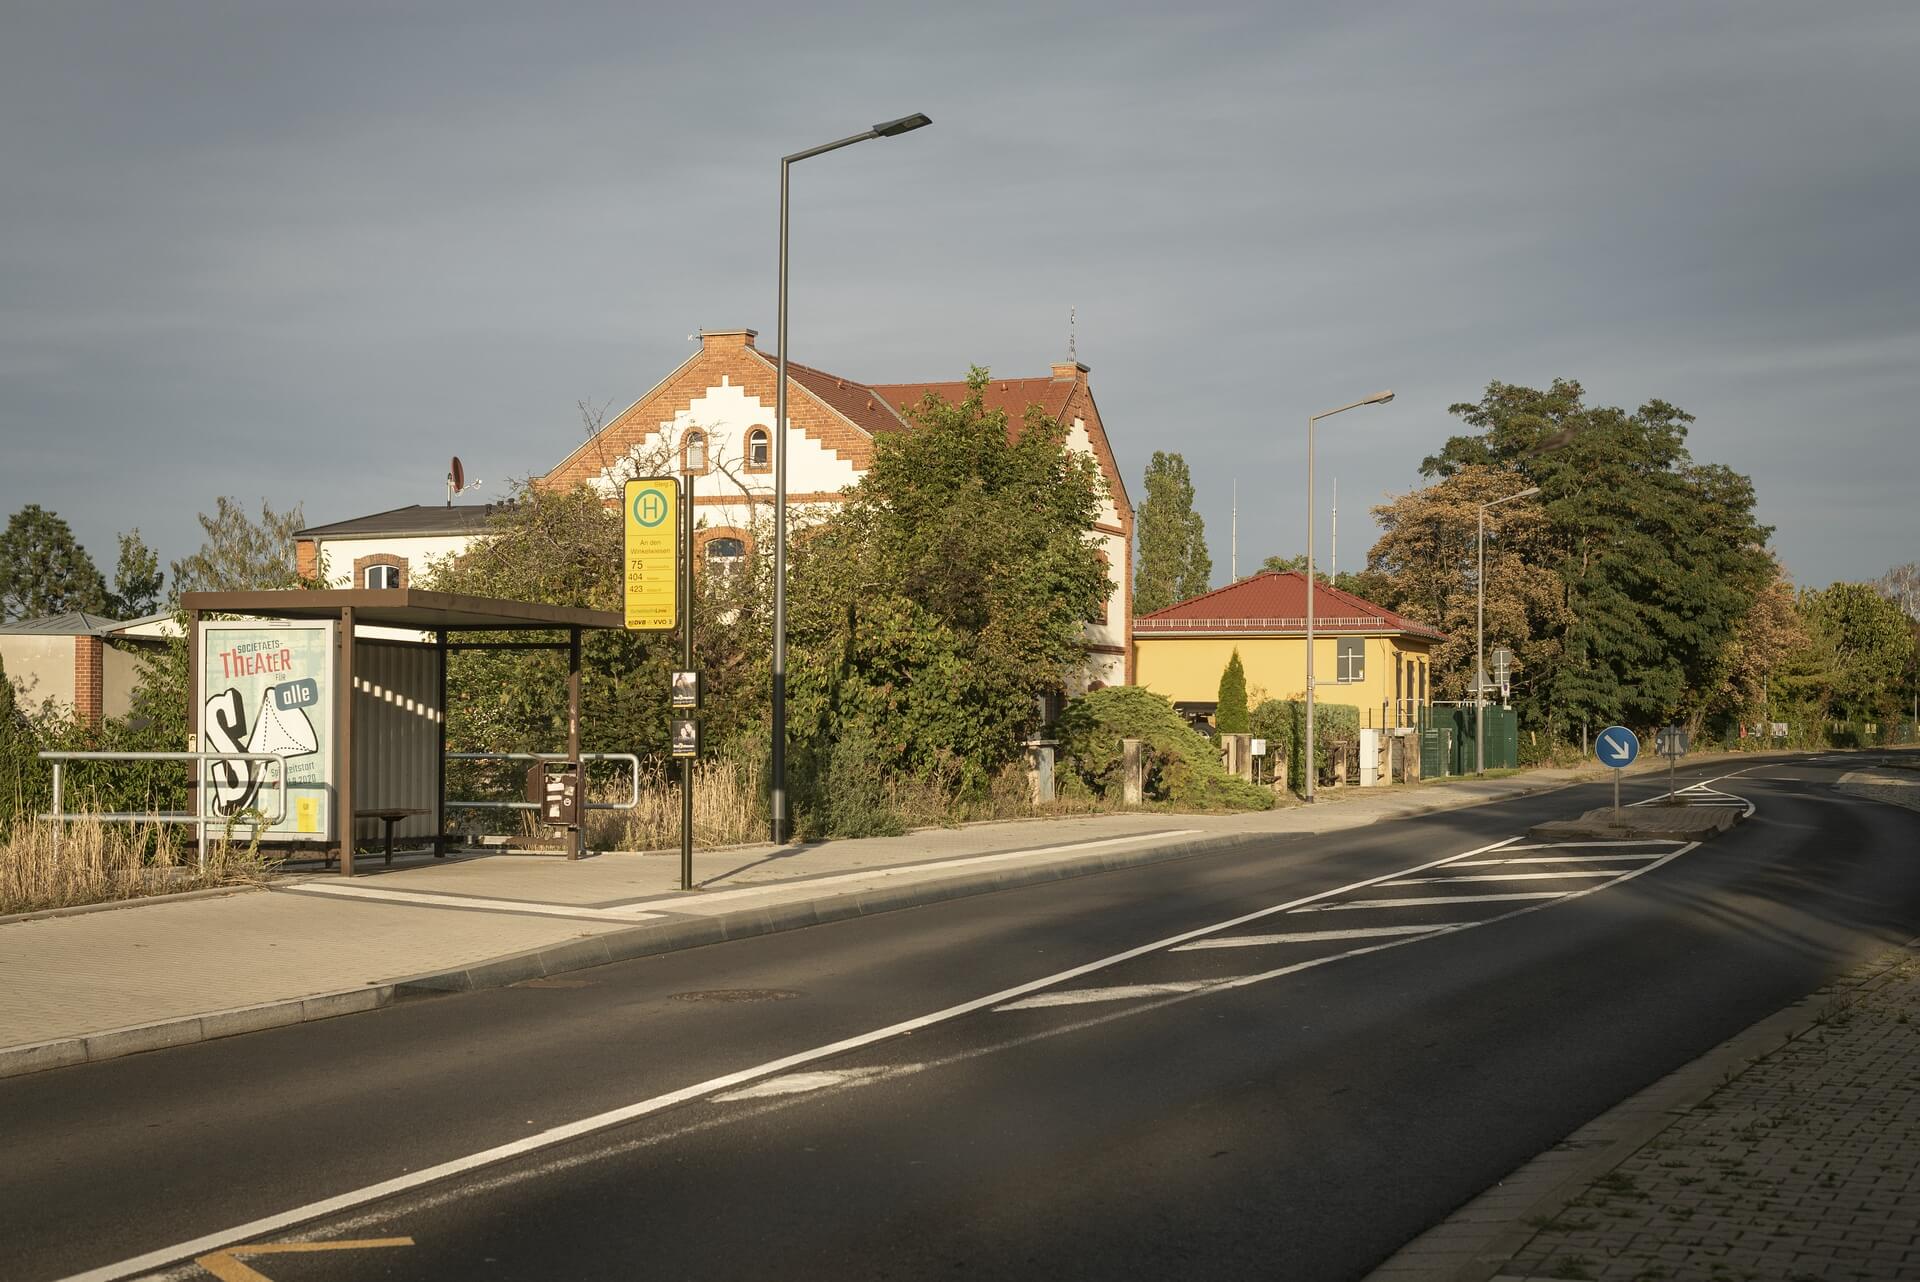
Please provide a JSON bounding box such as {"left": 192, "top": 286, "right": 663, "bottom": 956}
{"left": 538, "top": 328, "right": 1136, "bottom": 688}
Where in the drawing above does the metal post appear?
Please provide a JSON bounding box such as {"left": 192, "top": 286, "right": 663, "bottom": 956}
{"left": 50, "top": 760, "right": 62, "bottom": 861}
{"left": 772, "top": 154, "right": 790, "bottom": 846}
{"left": 1613, "top": 770, "right": 1621, "bottom": 815}
{"left": 566, "top": 627, "right": 581, "bottom": 861}
{"left": 1476, "top": 503, "right": 1486, "bottom": 775}
{"left": 682, "top": 470, "right": 695, "bottom": 891}
{"left": 1305, "top": 412, "right": 1317, "bottom": 802}
{"left": 187, "top": 607, "right": 203, "bottom": 870}
{"left": 434, "top": 629, "right": 447, "bottom": 857}
{"left": 338, "top": 606, "right": 355, "bottom": 877}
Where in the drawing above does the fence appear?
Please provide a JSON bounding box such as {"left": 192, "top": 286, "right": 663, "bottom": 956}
{"left": 37, "top": 749, "right": 291, "bottom": 870}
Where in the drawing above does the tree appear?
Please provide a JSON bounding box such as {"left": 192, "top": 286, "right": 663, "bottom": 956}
{"left": 1415, "top": 380, "right": 1773, "bottom": 733}
{"left": 1134, "top": 452, "right": 1211, "bottom": 614}
{"left": 106, "top": 529, "right": 164, "bottom": 618}
{"left": 1216, "top": 649, "right": 1249, "bottom": 733}
{"left": 169, "top": 497, "right": 308, "bottom": 597}
{"left": 1799, "top": 582, "right": 1916, "bottom": 724}
{"left": 789, "top": 368, "right": 1108, "bottom": 798}
{"left": 1365, "top": 465, "right": 1567, "bottom": 708}
{"left": 0, "top": 505, "right": 109, "bottom": 620}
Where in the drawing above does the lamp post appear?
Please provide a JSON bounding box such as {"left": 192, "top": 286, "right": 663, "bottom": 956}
{"left": 771, "top": 112, "right": 931, "bottom": 844}
{"left": 1475, "top": 484, "right": 1540, "bottom": 774}
{"left": 1304, "top": 391, "right": 1393, "bottom": 802}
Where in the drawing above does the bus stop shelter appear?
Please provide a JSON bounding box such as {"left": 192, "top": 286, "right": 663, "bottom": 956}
{"left": 181, "top": 588, "right": 622, "bottom": 875}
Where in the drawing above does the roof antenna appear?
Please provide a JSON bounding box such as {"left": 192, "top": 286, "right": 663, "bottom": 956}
{"left": 1068, "top": 306, "right": 1077, "bottom": 363}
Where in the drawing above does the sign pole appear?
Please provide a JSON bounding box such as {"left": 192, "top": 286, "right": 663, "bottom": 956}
{"left": 1613, "top": 770, "right": 1620, "bottom": 816}
{"left": 680, "top": 471, "right": 695, "bottom": 892}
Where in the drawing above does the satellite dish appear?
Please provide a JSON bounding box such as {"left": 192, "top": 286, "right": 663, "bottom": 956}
{"left": 451, "top": 457, "right": 466, "bottom": 493}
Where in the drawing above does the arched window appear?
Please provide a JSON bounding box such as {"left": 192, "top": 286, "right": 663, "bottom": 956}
{"left": 745, "top": 427, "right": 771, "bottom": 472}
{"left": 705, "top": 536, "right": 747, "bottom": 569}
{"left": 365, "top": 564, "right": 400, "bottom": 590}
{"left": 682, "top": 429, "right": 708, "bottom": 474}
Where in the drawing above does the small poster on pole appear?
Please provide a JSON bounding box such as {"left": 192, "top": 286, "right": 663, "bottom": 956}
{"left": 671, "top": 670, "right": 700, "bottom": 709}
{"left": 671, "top": 717, "right": 700, "bottom": 759}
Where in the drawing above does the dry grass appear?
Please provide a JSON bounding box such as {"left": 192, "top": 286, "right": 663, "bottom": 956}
{"left": 587, "top": 757, "right": 767, "bottom": 852}
{"left": 0, "top": 815, "right": 277, "bottom": 916}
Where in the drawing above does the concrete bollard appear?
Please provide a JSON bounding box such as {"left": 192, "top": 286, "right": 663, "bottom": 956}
{"left": 1025, "top": 740, "right": 1057, "bottom": 804}
{"left": 1122, "top": 738, "right": 1143, "bottom": 804}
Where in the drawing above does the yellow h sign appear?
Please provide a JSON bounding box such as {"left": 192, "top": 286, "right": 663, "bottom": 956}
{"left": 623, "top": 477, "right": 679, "bottom": 631}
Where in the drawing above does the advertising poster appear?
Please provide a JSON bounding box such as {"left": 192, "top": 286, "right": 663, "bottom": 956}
{"left": 200, "top": 621, "right": 335, "bottom": 840}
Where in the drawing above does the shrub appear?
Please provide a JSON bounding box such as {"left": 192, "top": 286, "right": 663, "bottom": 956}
{"left": 1216, "top": 649, "right": 1250, "bottom": 734}
{"left": 1058, "top": 686, "right": 1271, "bottom": 810}
{"left": 1249, "top": 698, "right": 1360, "bottom": 790}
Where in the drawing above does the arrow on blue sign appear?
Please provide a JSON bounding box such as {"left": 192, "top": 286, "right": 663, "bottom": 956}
{"left": 1596, "top": 725, "right": 1639, "bottom": 768}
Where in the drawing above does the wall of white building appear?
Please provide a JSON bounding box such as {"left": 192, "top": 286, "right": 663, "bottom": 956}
{"left": 314, "top": 534, "right": 479, "bottom": 588}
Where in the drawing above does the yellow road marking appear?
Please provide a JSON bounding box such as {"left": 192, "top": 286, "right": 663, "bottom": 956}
{"left": 194, "top": 1238, "right": 414, "bottom": 1282}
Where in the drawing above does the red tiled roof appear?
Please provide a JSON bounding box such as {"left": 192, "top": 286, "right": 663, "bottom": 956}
{"left": 1135, "top": 571, "right": 1445, "bottom": 641}
{"left": 752, "top": 352, "right": 907, "bottom": 438}
{"left": 869, "top": 376, "right": 1075, "bottom": 432}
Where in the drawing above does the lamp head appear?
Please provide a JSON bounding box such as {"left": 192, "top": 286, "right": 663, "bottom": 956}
{"left": 1516, "top": 485, "right": 1542, "bottom": 500}
{"left": 873, "top": 113, "right": 933, "bottom": 137}
{"left": 1364, "top": 390, "right": 1395, "bottom": 406}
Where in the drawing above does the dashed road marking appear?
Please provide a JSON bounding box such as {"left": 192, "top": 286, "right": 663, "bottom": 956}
{"left": 1381, "top": 871, "right": 1620, "bottom": 885}
{"left": 1303, "top": 891, "right": 1567, "bottom": 911}
{"left": 1171, "top": 925, "right": 1453, "bottom": 949}
{"left": 995, "top": 981, "right": 1219, "bottom": 1011}
{"left": 712, "top": 1066, "right": 915, "bottom": 1102}
{"left": 1451, "top": 853, "right": 1668, "bottom": 866}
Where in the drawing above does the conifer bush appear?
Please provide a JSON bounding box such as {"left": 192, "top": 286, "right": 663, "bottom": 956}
{"left": 1058, "top": 686, "right": 1271, "bottom": 810}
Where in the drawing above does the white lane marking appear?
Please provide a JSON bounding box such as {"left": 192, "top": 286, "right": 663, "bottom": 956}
{"left": 711, "top": 1066, "right": 915, "bottom": 1101}
{"left": 1451, "top": 854, "right": 1666, "bottom": 866}
{"left": 996, "top": 981, "right": 1218, "bottom": 1011}
{"left": 1382, "top": 871, "right": 1619, "bottom": 885}
{"left": 283, "top": 884, "right": 665, "bottom": 923}
{"left": 1170, "top": 925, "right": 1455, "bottom": 949}
{"left": 1497, "top": 840, "right": 1683, "bottom": 851}
{"left": 1307, "top": 891, "right": 1568, "bottom": 911}
{"left": 60, "top": 831, "right": 1528, "bottom": 1282}
{"left": 1190, "top": 842, "right": 1702, "bottom": 1000}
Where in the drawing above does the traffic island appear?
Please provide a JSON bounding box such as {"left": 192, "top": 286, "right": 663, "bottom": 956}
{"left": 1527, "top": 802, "right": 1744, "bottom": 843}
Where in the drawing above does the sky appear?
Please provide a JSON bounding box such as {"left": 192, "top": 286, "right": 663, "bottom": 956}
{"left": 2, "top": 1, "right": 1915, "bottom": 597}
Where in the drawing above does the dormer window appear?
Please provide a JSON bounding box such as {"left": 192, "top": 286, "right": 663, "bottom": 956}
{"left": 364, "top": 564, "right": 401, "bottom": 590}
{"left": 745, "top": 427, "right": 771, "bottom": 472}
{"left": 682, "top": 429, "right": 709, "bottom": 474}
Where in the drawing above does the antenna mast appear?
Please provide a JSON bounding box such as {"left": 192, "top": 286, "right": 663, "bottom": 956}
{"left": 1068, "top": 306, "right": 1076, "bottom": 363}
{"left": 1231, "top": 478, "right": 1238, "bottom": 580}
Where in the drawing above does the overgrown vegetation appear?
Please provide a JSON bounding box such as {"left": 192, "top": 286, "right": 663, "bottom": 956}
{"left": 1249, "top": 699, "right": 1360, "bottom": 791}
{"left": 1058, "top": 687, "right": 1271, "bottom": 810}
{"left": 0, "top": 816, "right": 273, "bottom": 916}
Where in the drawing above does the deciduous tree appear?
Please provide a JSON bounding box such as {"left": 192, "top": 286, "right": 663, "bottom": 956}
{"left": 169, "top": 498, "right": 308, "bottom": 596}
{"left": 107, "top": 530, "right": 164, "bottom": 618}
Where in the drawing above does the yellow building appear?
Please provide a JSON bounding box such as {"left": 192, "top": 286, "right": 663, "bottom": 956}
{"left": 1133, "top": 571, "right": 1443, "bottom": 729}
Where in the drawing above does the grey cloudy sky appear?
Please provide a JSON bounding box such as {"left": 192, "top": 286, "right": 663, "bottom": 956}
{"left": 3, "top": 1, "right": 1915, "bottom": 595}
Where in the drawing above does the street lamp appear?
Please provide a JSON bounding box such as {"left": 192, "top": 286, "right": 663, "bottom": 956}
{"left": 1304, "top": 390, "right": 1393, "bottom": 803}
{"left": 771, "top": 112, "right": 931, "bottom": 844}
{"left": 1475, "top": 484, "right": 1540, "bottom": 774}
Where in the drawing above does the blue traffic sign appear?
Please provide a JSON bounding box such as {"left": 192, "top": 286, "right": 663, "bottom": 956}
{"left": 1596, "top": 725, "right": 1639, "bottom": 769}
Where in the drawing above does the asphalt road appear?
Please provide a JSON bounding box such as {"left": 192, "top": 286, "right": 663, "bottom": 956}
{"left": 8, "top": 754, "right": 1919, "bottom": 1282}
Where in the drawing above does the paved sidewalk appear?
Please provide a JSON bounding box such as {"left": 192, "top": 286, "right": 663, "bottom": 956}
{"left": 1, "top": 766, "right": 1595, "bottom": 1077}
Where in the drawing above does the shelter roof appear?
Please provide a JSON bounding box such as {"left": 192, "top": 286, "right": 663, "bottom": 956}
{"left": 1135, "top": 571, "right": 1445, "bottom": 641}
{"left": 179, "top": 589, "right": 620, "bottom": 633}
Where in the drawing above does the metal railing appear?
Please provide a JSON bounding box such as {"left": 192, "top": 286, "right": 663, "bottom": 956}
{"left": 37, "top": 750, "right": 292, "bottom": 870}
{"left": 444, "top": 752, "right": 643, "bottom": 812}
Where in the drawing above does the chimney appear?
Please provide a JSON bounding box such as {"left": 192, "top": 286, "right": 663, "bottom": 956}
{"left": 1052, "top": 360, "right": 1090, "bottom": 381}
{"left": 699, "top": 329, "right": 758, "bottom": 351}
